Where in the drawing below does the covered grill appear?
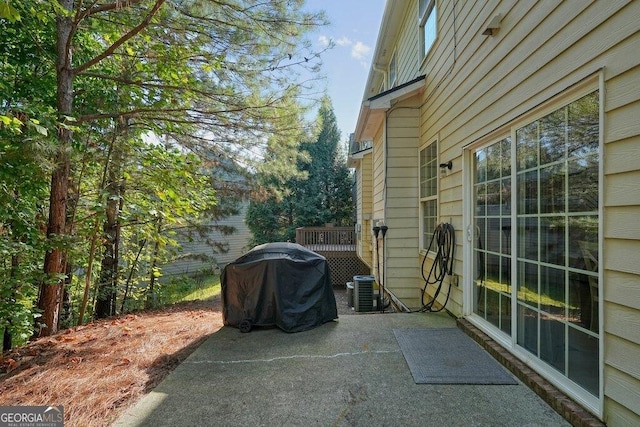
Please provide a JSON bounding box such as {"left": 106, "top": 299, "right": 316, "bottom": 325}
{"left": 221, "top": 242, "right": 338, "bottom": 333}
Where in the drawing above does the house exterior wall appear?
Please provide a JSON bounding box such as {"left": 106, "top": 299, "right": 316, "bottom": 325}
{"left": 372, "top": 123, "right": 385, "bottom": 221}
{"left": 383, "top": 100, "right": 422, "bottom": 307}
{"left": 356, "top": 153, "right": 374, "bottom": 268}
{"left": 421, "top": 1, "right": 640, "bottom": 425}
{"left": 393, "top": 3, "right": 421, "bottom": 87}
{"left": 353, "top": 0, "right": 640, "bottom": 423}
{"left": 161, "top": 202, "right": 252, "bottom": 276}
{"left": 417, "top": 1, "right": 640, "bottom": 422}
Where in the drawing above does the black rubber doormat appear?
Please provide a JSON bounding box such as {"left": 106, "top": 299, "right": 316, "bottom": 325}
{"left": 393, "top": 328, "right": 518, "bottom": 385}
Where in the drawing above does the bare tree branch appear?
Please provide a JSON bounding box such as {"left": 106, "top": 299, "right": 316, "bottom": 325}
{"left": 72, "top": 0, "right": 165, "bottom": 75}
{"left": 80, "top": 0, "right": 145, "bottom": 20}
{"left": 76, "top": 103, "right": 280, "bottom": 123}
{"left": 77, "top": 71, "right": 226, "bottom": 98}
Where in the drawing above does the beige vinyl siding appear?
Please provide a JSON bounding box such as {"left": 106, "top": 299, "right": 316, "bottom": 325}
{"left": 602, "top": 56, "right": 640, "bottom": 426}
{"left": 372, "top": 125, "right": 385, "bottom": 221}
{"left": 356, "top": 157, "right": 364, "bottom": 259}
{"left": 356, "top": 0, "right": 640, "bottom": 422}
{"left": 605, "top": 366, "right": 640, "bottom": 424}
{"left": 394, "top": 2, "right": 421, "bottom": 85}
{"left": 357, "top": 153, "right": 374, "bottom": 268}
{"left": 606, "top": 136, "right": 640, "bottom": 177}
{"left": 604, "top": 399, "right": 640, "bottom": 427}
{"left": 383, "top": 100, "right": 422, "bottom": 308}
{"left": 605, "top": 270, "right": 640, "bottom": 311}
{"left": 407, "top": 0, "right": 640, "bottom": 422}
{"left": 425, "top": 1, "right": 638, "bottom": 149}
{"left": 605, "top": 205, "right": 640, "bottom": 242}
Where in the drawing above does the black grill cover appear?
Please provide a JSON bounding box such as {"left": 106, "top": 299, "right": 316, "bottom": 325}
{"left": 221, "top": 242, "right": 338, "bottom": 332}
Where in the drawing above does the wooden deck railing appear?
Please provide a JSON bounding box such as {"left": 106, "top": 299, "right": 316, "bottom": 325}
{"left": 296, "top": 226, "right": 369, "bottom": 286}
{"left": 295, "top": 226, "right": 356, "bottom": 252}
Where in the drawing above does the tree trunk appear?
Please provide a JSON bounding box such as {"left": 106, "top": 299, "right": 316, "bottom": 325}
{"left": 38, "top": 156, "right": 69, "bottom": 336}
{"left": 146, "top": 219, "right": 163, "bottom": 309}
{"left": 121, "top": 239, "right": 146, "bottom": 313}
{"left": 95, "top": 125, "right": 126, "bottom": 318}
{"left": 58, "top": 260, "right": 74, "bottom": 329}
{"left": 38, "top": 0, "right": 74, "bottom": 337}
{"left": 3, "top": 253, "right": 20, "bottom": 351}
{"left": 79, "top": 134, "right": 115, "bottom": 324}
{"left": 4, "top": 190, "right": 22, "bottom": 350}
{"left": 94, "top": 177, "right": 120, "bottom": 318}
{"left": 78, "top": 218, "right": 100, "bottom": 325}
{"left": 2, "top": 328, "right": 11, "bottom": 352}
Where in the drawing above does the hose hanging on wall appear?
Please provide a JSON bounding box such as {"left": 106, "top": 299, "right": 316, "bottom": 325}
{"left": 420, "top": 222, "right": 456, "bottom": 312}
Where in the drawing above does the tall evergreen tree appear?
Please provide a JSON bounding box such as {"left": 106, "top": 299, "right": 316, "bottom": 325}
{"left": 294, "top": 96, "right": 352, "bottom": 226}
{"left": 1, "top": 0, "right": 328, "bottom": 336}
{"left": 247, "top": 96, "right": 353, "bottom": 244}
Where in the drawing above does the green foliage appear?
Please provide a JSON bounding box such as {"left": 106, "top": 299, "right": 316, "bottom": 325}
{"left": 0, "top": 1, "right": 21, "bottom": 22}
{"left": 247, "top": 97, "right": 354, "bottom": 245}
{"left": 0, "top": 119, "right": 51, "bottom": 348}
{"left": 114, "top": 271, "right": 220, "bottom": 313}
{"left": 294, "top": 96, "right": 354, "bottom": 227}
{"left": 246, "top": 194, "right": 297, "bottom": 243}
{"left": 155, "top": 273, "right": 221, "bottom": 306}
{"left": 1, "top": 0, "right": 329, "bottom": 342}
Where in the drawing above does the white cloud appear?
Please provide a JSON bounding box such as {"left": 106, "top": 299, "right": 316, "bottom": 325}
{"left": 318, "top": 35, "right": 331, "bottom": 47}
{"left": 351, "top": 41, "right": 371, "bottom": 60}
{"left": 318, "top": 35, "right": 371, "bottom": 67}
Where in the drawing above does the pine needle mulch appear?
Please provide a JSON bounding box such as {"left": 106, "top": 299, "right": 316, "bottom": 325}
{"left": 0, "top": 298, "right": 223, "bottom": 426}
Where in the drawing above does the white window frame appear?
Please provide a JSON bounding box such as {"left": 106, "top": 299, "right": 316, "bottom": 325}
{"left": 388, "top": 50, "right": 397, "bottom": 88}
{"left": 419, "top": 139, "right": 438, "bottom": 252}
{"left": 419, "top": 0, "right": 437, "bottom": 60}
{"left": 462, "top": 74, "right": 604, "bottom": 417}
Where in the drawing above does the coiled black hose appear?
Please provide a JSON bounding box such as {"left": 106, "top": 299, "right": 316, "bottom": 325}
{"left": 420, "top": 222, "right": 456, "bottom": 312}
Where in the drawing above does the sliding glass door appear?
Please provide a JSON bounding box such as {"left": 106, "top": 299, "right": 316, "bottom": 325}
{"left": 473, "top": 137, "right": 513, "bottom": 336}
{"left": 471, "top": 91, "right": 600, "bottom": 397}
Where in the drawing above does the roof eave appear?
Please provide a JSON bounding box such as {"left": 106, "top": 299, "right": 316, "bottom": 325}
{"left": 354, "top": 75, "right": 426, "bottom": 141}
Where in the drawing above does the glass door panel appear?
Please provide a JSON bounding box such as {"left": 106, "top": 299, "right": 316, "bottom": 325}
{"left": 470, "top": 90, "right": 600, "bottom": 398}
{"left": 472, "top": 137, "right": 512, "bottom": 336}
{"left": 515, "top": 91, "right": 600, "bottom": 396}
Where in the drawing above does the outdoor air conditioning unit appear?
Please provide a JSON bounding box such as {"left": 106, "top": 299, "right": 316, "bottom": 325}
{"left": 353, "top": 275, "right": 375, "bottom": 312}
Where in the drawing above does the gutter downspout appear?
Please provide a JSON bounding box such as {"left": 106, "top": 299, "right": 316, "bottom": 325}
{"left": 372, "top": 63, "right": 388, "bottom": 90}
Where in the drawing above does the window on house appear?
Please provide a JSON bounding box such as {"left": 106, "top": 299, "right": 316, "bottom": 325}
{"left": 389, "top": 51, "right": 397, "bottom": 88}
{"left": 420, "top": 141, "right": 438, "bottom": 249}
{"left": 419, "top": 0, "right": 437, "bottom": 58}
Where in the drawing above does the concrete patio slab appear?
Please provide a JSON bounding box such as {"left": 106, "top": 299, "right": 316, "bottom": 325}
{"left": 114, "top": 312, "right": 569, "bottom": 427}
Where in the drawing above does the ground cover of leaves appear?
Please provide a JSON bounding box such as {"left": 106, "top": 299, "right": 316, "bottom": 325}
{"left": 0, "top": 298, "right": 223, "bottom": 426}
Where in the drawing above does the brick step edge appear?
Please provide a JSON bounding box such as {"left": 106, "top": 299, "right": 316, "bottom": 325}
{"left": 456, "top": 318, "right": 605, "bottom": 427}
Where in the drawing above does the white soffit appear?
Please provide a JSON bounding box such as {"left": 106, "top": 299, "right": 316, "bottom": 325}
{"left": 367, "top": 75, "right": 426, "bottom": 109}
{"left": 355, "top": 75, "right": 426, "bottom": 141}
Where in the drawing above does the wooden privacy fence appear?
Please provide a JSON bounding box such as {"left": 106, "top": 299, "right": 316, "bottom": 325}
{"left": 295, "top": 226, "right": 369, "bottom": 287}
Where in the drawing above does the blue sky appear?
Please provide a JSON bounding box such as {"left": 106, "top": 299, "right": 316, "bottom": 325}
{"left": 304, "top": 0, "right": 386, "bottom": 142}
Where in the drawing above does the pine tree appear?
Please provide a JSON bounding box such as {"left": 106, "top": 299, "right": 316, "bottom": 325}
{"left": 247, "top": 96, "right": 354, "bottom": 244}
{"left": 2, "top": 0, "right": 328, "bottom": 336}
